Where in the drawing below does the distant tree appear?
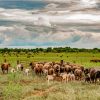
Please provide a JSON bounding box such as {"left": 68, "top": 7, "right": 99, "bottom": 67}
{"left": 46, "top": 47, "right": 52, "bottom": 52}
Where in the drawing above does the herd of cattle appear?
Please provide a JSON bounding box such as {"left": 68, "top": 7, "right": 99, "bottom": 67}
{"left": 1, "top": 60, "right": 100, "bottom": 84}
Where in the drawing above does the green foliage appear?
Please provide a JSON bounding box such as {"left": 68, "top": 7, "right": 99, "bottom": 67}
{"left": 0, "top": 47, "right": 100, "bottom": 54}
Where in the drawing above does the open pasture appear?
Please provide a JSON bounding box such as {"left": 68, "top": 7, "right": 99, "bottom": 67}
{"left": 0, "top": 52, "right": 100, "bottom": 100}
{"left": 0, "top": 52, "right": 100, "bottom": 67}
{"left": 0, "top": 71, "right": 100, "bottom": 100}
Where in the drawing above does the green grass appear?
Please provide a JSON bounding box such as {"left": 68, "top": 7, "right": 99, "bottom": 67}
{"left": 0, "top": 52, "right": 100, "bottom": 100}
{"left": 0, "top": 52, "right": 100, "bottom": 67}
{"left": 1, "top": 72, "right": 100, "bottom": 100}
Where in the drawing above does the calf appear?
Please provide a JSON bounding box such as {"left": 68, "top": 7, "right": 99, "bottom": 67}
{"left": 16, "top": 64, "right": 23, "bottom": 71}
{"left": 95, "top": 71, "right": 100, "bottom": 83}
{"left": 24, "top": 68, "right": 30, "bottom": 76}
{"left": 68, "top": 73, "right": 75, "bottom": 82}
{"left": 85, "top": 73, "right": 91, "bottom": 83}
{"left": 43, "top": 69, "right": 48, "bottom": 75}
{"left": 46, "top": 74, "right": 55, "bottom": 85}
{"left": 74, "top": 69, "right": 83, "bottom": 81}
{"left": 60, "top": 73, "right": 68, "bottom": 82}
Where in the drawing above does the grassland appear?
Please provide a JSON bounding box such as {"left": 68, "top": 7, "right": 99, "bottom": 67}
{"left": 0, "top": 52, "right": 100, "bottom": 67}
{"left": 0, "top": 52, "right": 100, "bottom": 100}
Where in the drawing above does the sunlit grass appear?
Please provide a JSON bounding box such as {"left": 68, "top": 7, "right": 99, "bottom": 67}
{"left": 0, "top": 69, "right": 100, "bottom": 100}
{"left": 0, "top": 52, "right": 100, "bottom": 99}
{"left": 0, "top": 52, "right": 100, "bottom": 67}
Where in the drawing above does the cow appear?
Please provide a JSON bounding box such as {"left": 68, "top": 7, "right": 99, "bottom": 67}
{"left": 46, "top": 74, "right": 55, "bottom": 85}
{"left": 1, "top": 63, "right": 10, "bottom": 74}
{"left": 60, "top": 73, "right": 69, "bottom": 82}
{"left": 94, "top": 70, "right": 100, "bottom": 83}
{"left": 16, "top": 63, "right": 23, "bottom": 71}
{"left": 89, "top": 68, "right": 96, "bottom": 83}
{"left": 67, "top": 73, "right": 75, "bottom": 82}
{"left": 48, "top": 67, "right": 54, "bottom": 75}
{"left": 34, "top": 64, "right": 43, "bottom": 75}
{"left": 64, "top": 65, "right": 72, "bottom": 73}
{"left": 84, "top": 73, "right": 91, "bottom": 83}
{"left": 24, "top": 68, "right": 30, "bottom": 76}
{"left": 30, "top": 62, "right": 36, "bottom": 71}
{"left": 53, "top": 64, "right": 60, "bottom": 76}
{"left": 74, "top": 69, "right": 83, "bottom": 80}
{"left": 85, "top": 68, "right": 100, "bottom": 83}
{"left": 84, "top": 68, "right": 91, "bottom": 83}
{"left": 16, "top": 60, "right": 24, "bottom": 71}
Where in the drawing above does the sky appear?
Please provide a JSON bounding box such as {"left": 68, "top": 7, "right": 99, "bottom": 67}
{"left": 0, "top": 0, "right": 100, "bottom": 48}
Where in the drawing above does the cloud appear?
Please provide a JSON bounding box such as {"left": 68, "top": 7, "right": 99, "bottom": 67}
{"left": 44, "top": 0, "right": 99, "bottom": 9}
{"left": 0, "top": 25, "right": 100, "bottom": 48}
{"left": 0, "top": 1, "right": 100, "bottom": 48}
{"left": 0, "top": 7, "right": 100, "bottom": 28}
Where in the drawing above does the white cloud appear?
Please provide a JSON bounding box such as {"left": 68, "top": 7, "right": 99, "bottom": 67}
{"left": 0, "top": 8, "right": 100, "bottom": 27}
{"left": 0, "top": 25, "right": 100, "bottom": 48}
{"left": 44, "top": 0, "right": 99, "bottom": 10}
{"left": 0, "top": 0, "right": 100, "bottom": 48}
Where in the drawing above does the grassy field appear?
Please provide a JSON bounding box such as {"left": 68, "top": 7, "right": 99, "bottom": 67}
{"left": 0, "top": 52, "right": 100, "bottom": 100}
{"left": 0, "top": 72, "right": 100, "bottom": 100}
{"left": 0, "top": 52, "right": 100, "bottom": 67}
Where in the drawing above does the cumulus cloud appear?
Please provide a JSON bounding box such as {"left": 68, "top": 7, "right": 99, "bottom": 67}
{"left": 0, "top": 25, "right": 100, "bottom": 48}
{"left": 44, "top": 0, "right": 98, "bottom": 4}
{"left": 0, "top": 8, "right": 100, "bottom": 27}
{"left": 0, "top": 0, "right": 100, "bottom": 48}
{"left": 44, "top": 0, "right": 99, "bottom": 9}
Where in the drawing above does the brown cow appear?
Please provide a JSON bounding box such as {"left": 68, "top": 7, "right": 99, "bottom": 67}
{"left": 48, "top": 67, "right": 54, "bottom": 75}
{"left": 67, "top": 73, "right": 75, "bottom": 82}
{"left": 34, "top": 64, "right": 43, "bottom": 75}
{"left": 74, "top": 69, "right": 83, "bottom": 80}
{"left": 53, "top": 64, "right": 60, "bottom": 76}
{"left": 64, "top": 65, "right": 72, "bottom": 73}
{"left": 89, "top": 68, "right": 99, "bottom": 83}
{"left": 1, "top": 63, "right": 10, "bottom": 74}
{"left": 30, "top": 62, "right": 36, "bottom": 70}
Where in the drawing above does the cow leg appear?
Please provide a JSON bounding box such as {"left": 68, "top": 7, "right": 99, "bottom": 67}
{"left": 79, "top": 76, "right": 81, "bottom": 81}
{"left": 17, "top": 66, "right": 19, "bottom": 71}
{"left": 85, "top": 79, "right": 87, "bottom": 83}
{"left": 2, "top": 70, "right": 5, "bottom": 74}
{"left": 35, "top": 70, "right": 38, "bottom": 75}
{"left": 67, "top": 77, "right": 68, "bottom": 83}
{"left": 94, "top": 78, "right": 97, "bottom": 84}
{"left": 48, "top": 80, "right": 50, "bottom": 85}
{"left": 92, "top": 78, "right": 95, "bottom": 83}
{"left": 7, "top": 69, "right": 8, "bottom": 74}
{"left": 61, "top": 79, "right": 63, "bottom": 83}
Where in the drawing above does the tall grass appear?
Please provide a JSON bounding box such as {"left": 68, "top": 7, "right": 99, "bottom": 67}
{"left": 0, "top": 71, "right": 100, "bottom": 100}
{"left": 0, "top": 52, "right": 100, "bottom": 100}
{"left": 3, "top": 82, "right": 22, "bottom": 100}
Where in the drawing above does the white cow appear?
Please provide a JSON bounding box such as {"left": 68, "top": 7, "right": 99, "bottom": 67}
{"left": 24, "top": 68, "right": 30, "bottom": 76}
{"left": 46, "top": 74, "right": 56, "bottom": 85}
{"left": 16, "top": 64, "right": 23, "bottom": 71}
{"left": 67, "top": 73, "right": 75, "bottom": 82}
{"left": 60, "top": 73, "right": 68, "bottom": 82}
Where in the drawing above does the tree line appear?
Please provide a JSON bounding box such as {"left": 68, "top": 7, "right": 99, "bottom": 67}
{"left": 0, "top": 47, "right": 100, "bottom": 53}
